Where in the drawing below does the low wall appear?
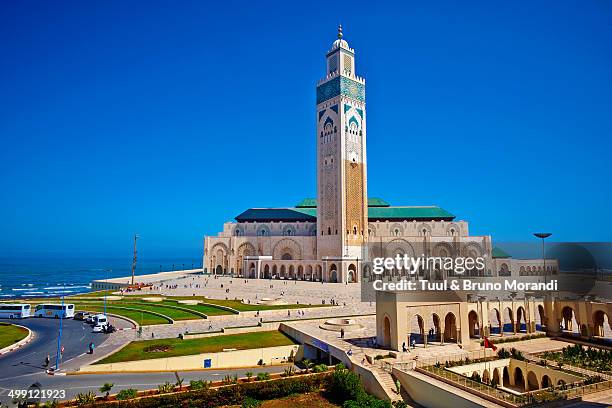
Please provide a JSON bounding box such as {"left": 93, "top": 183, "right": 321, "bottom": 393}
{"left": 393, "top": 368, "right": 497, "bottom": 408}
{"left": 182, "top": 322, "right": 281, "bottom": 339}
{"left": 0, "top": 324, "right": 33, "bottom": 355}
{"left": 80, "top": 344, "right": 303, "bottom": 373}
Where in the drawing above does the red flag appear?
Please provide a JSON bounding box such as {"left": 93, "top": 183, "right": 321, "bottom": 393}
{"left": 484, "top": 337, "right": 497, "bottom": 351}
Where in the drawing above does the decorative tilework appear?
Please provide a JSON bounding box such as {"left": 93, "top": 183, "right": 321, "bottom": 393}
{"left": 344, "top": 104, "right": 351, "bottom": 114}
{"left": 317, "top": 76, "right": 365, "bottom": 104}
{"left": 330, "top": 104, "right": 338, "bottom": 114}
{"left": 316, "top": 77, "right": 340, "bottom": 104}
{"left": 349, "top": 116, "right": 359, "bottom": 127}
{"left": 340, "top": 77, "right": 365, "bottom": 103}
{"left": 318, "top": 110, "right": 326, "bottom": 121}
{"left": 356, "top": 108, "right": 363, "bottom": 118}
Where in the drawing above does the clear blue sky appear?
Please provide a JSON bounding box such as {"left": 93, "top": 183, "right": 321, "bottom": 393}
{"left": 1, "top": 1, "right": 610, "bottom": 258}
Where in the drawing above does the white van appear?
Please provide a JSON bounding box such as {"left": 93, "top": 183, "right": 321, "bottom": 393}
{"left": 92, "top": 314, "right": 108, "bottom": 327}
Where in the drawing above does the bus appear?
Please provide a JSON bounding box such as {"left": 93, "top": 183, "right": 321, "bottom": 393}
{"left": 34, "top": 303, "right": 75, "bottom": 319}
{"left": 0, "top": 304, "right": 31, "bottom": 319}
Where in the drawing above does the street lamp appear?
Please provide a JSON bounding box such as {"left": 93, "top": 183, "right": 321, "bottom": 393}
{"left": 104, "top": 269, "right": 112, "bottom": 316}
{"left": 533, "top": 233, "right": 552, "bottom": 284}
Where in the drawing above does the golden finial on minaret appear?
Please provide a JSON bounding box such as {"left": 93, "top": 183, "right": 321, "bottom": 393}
{"left": 337, "top": 24, "right": 343, "bottom": 39}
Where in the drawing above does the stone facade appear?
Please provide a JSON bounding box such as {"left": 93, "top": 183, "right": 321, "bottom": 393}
{"left": 203, "top": 27, "right": 559, "bottom": 284}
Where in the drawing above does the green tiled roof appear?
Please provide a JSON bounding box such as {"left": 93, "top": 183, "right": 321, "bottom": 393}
{"left": 368, "top": 206, "right": 454, "bottom": 221}
{"left": 492, "top": 247, "right": 512, "bottom": 258}
{"left": 295, "top": 197, "right": 390, "bottom": 208}
{"left": 235, "top": 205, "right": 454, "bottom": 222}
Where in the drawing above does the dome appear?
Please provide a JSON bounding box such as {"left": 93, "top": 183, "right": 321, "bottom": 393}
{"left": 332, "top": 38, "right": 349, "bottom": 49}
{"left": 330, "top": 25, "right": 349, "bottom": 50}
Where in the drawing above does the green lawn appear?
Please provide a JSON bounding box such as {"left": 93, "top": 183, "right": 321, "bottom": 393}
{"left": 0, "top": 323, "right": 29, "bottom": 349}
{"left": 76, "top": 305, "right": 170, "bottom": 326}
{"left": 95, "top": 330, "right": 296, "bottom": 364}
{"left": 160, "top": 300, "right": 233, "bottom": 316}
{"left": 75, "top": 301, "right": 204, "bottom": 321}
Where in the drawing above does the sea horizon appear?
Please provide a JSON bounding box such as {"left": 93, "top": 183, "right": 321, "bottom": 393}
{"left": 0, "top": 255, "right": 202, "bottom": 299}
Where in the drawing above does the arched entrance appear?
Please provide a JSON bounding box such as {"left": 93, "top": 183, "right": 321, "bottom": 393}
{"left": 329, "top": 264, "right": 337, "bottom": 283}
{"left": 514, "top": 367, "right": 525, "bottom": 391}
{"left": 490, "top": 308, "right": 502, "bottom": 335}
{"left": 410, "top": 314, "right": 425, "bottom": 345}
{"left": 348, "top": 263, "right": 357, "bottom": 283}
{"left": 541, "top": 375, "right": 551, "bottom": 389}
{"left": 280, "top": 265, "right": 286, "bottom": 279}
{"left": 593, "top": 310, "right": 610, "bottom": 337}
{"left": 482, "top": 369, "right": 490, "bottom": 384}
{"left": 263, "top": 265, "right": 270, "bottom": 279}
{"left": 493, "top": 368, "right": 501, "bottom": 387}
{"left": 432, "top": 314, "right": 441, "bottom": 342}
{"left": 249, "top": 262, "right": 256, "bottom": 279}
{"left": 444, "top": 312, "right": 457, "bottom": 343}
{"left": 503, "top": 367, "right": 510, "bottom": 387}
{"left": 517, "top": 306, "right": 527, "bottom": 333}
{"left": 503, "top": 307, "right": 514, "bottom": 333}
{"left": 288, "top": 265, "right": 295, "bottom": 279}
{"left": 297, "top": 265, "right": 304, "bottom": 280}
{"left": 382, "top": 316, "right": 391, "bottom": 349}
{"left": 272, "top": 265, "right": 277, "bottom": 279}
{"left": 468, "top": 310, "right": 479, "bottom": 338}
{"left": 215, "top": 265, "right": 223, "bottom": 275}
{"left": 527, "top": 371, "right": 539, "bottom": 391}
{"left": 537, "top": 305, "right": 546, "bottom": 330}
{"left": 561, "top": 306, "right": 578, "bottom": 333}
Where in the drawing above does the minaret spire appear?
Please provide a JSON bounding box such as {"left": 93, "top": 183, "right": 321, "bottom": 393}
{"left": 337, "top": 24, "right": 343, "bottom": 39}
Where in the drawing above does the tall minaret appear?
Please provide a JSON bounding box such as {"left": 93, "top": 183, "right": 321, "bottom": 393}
{"left": 316, "top": 25, "right": 368, "bottom": 266}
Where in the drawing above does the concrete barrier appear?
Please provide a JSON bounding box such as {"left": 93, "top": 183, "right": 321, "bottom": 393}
{"left": 0, "top": 323, "right": 33, "bottom": 355}
{"left": 79, "top": 344, "right": 303, "bottom": 373}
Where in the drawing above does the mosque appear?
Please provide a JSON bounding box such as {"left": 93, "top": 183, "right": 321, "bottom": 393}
{"left": 202, "top": 26, "right": 555, "bottom": 284}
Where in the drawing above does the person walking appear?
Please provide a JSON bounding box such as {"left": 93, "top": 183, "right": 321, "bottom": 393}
{"left": 340, "top": 328, "right": 345, "bottom": 339}
{"left": 44, "top": 354, "right": 50, "bottom": 367}
{"left": 88, "top": 342, "right": 95, "bottom": 354}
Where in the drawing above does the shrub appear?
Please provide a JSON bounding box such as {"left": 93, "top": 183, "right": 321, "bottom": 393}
{"left": 343, "top": 392, "right": 392, "bottom": 408}
{"left": 281, "top": 366, "right": 295, "bottom": 377}
{"left": 328, "top": 365, "right": 365, "bottom": 403}
{"left": 256, "top": 372, "right": 271, "bottom": 381}
{"left": 116, "top": 388, "right": 138, "bottom": 400}
{"left": 99, "top": 383, "right": 113, "bottom": 399}
{"left": 313, "top": 364, "right": 328, "bottom": 373}
{"left": 158, "top": 382, "right": 175, "bottom": 394}
{"left": 245, "top": 371, "right": 254, "bottom": 382}
{"left": 75, "top": 391, "right": 96, "bottom": 406}
{"left": 242, "top": 396, "right": 262, "bottom": 407}
{"left": 189, "top": 379, "right": 210, "bottom": 390}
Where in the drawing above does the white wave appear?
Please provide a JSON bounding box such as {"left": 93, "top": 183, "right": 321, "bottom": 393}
{"left": 12, "top": 288, "right": 38, "bottom": 291}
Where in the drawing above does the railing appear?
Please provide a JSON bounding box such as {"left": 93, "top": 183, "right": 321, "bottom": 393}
{"left": 404, "top": 352, "right": 612, "bottom": 407}
{"left": 417, "top": 364, "right": 522, "bottom": 406}
{"left": 523, "top": 354, "right": 612, "bottom": 380}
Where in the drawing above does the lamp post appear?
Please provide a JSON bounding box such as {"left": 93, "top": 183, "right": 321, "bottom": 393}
{"left": 55, "top": 282, "right": 65, "bottom": 371}
{"left": 533, "top": 233, "right": 552, "bottom": 284}
{"left": 104, "top": 269, "right": 112, "bottom": 316}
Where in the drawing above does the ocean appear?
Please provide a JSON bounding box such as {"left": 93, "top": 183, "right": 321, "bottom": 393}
{"left": 0, "top": 256, "right": 202, "bottom": 299}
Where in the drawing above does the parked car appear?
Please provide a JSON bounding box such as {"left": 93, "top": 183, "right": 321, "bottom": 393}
{"left": 74, "top": 311, "right": 91, "bottom": 321}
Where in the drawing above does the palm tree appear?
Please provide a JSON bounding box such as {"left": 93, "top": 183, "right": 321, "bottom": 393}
{"left": 245, "top": 371, "right": 253, "bottom": 382}
{"left": 99, "top": 383, "right": 114, "bottom": 399}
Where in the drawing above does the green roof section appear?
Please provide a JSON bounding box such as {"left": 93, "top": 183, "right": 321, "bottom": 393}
{"left": 492, "top": 247, "right": 512, "bottom": 258}
{"left": 295, "top": 197, "right": 390, "bottom": 208}
{"left": 235, "top": 205, "right": 454, "bottom": 222}
{"left": 368, "top": 206, "right": 454, "bottom": 221}
{"left": 295, "top": 198, "right": 318, "bottom": 208}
